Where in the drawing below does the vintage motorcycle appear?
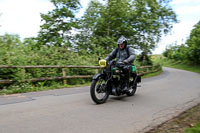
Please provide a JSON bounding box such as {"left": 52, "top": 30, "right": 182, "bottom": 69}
{"left": 90, "top": 59, "right": 141, "bottom": 104}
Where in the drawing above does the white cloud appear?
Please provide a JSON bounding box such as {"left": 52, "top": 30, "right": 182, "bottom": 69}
{"left": 153, "top": 21, "right": 194, "bottom": 54}
{"left": 171, "top": 0, "right": 200, "bottom": 5}
{"left": 0, "top": 0, "right": 91, "bottom": 39}
{"left": 153, "top": 20, "right": 198, "bottom": 54}
{"left": 175, "top": 5, "right": 200, "bottom": 15}
{"left": 0, "top": 0, "right": 53, "bottom": 38}
{"left": 153, "top": 0, "right": 200, "bottom": 54}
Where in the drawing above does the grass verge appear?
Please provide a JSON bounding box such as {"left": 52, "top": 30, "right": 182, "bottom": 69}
{"left": 151, "top": 55, "right": 200, "bottom": 74}
{"left": 146, "top": 103, "right": 200, "bottom": 133}
{"left": 142, "top": 69, "right": 163, "bottom": 79}
{"left": 0, "top": 82, "right": 91, "bottom": 95}
{"left": 163, "top": 60, "right": 200, "bottom": 74}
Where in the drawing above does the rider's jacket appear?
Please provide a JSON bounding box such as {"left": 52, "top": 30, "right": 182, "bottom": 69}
{"left": 105, "top": 45, "right": 136, "bottom": 64}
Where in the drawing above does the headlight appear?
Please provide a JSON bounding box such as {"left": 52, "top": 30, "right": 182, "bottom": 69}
{"left": 99, "top": 59, "right": 107, "bottom": 67}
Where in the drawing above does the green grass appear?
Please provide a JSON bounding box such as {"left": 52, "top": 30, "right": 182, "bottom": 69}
{"left": 164, "top": 62, "right": 200, "bottom": 74}
{"left": 0, "top": 82, "right": 90, "bottom": 95}
{"left": 185, "top": 123, "right": 200, "bottom": 133}
{"left": 151, "top": 55, "right": 200, "bottom": 74}
{"left": 142, "top": 69, "right": 163, "bottom": 79}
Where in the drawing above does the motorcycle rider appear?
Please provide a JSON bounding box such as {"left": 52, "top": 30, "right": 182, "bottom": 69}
{"left": 105, "top": 36, "right": 136, "bottom": 92}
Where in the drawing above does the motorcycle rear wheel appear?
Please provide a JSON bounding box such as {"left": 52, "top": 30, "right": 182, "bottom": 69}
{"left": 90, "top": 78, "right": 109, "bottom": 104}
{"left": 126, "top": 84, "right": 137, "bottom": 96}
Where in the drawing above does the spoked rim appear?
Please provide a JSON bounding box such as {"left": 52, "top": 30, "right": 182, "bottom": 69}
{"left": 126, "top": 77, "right": 137, "bottom": 96}
{"left": 94, "top": 79, "right": 107, "bottom": 100}
{"left": 128, "top": 87, "right": 134, "bottom": 93}
{"left": 90, "top": 77, "right": 109, "bottom": 104}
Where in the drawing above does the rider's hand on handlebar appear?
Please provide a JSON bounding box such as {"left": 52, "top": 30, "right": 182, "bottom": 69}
{"left": 123, "top": 60, "right": 129, "bottom": 64}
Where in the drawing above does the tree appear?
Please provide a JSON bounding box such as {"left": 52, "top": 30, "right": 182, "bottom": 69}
{"left": 131, "top": 0, "right": 177, "bottom": 53}
{"left": 74, "top": 0, "right": 106, "bottom": 54}
{"left": 185, "top": 21, "right": 200, "bottom": 64}
{"left": 77, "top": 0, "right": 177, "bottom": 56}
{"left": 77, "top": 0, "right": 136, "bottom": 55}
{"left": 0, "top": 34, "right": 21, "bottom": 48}
{"left": 37, "top": 0, "right": 81, "bottom": 47}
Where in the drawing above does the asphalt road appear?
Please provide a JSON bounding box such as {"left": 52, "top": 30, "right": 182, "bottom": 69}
{"left": 0, "top": 67, "right": 200, "bottom": 133}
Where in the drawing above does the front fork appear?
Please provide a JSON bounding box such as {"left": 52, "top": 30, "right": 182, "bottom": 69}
{"left": 92, "top": 72, "right": 111, "bottom": 93}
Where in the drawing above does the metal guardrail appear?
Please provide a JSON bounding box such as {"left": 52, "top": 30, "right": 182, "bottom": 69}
{"left": 0, "top": 64, "right": 161, "bottom": 84}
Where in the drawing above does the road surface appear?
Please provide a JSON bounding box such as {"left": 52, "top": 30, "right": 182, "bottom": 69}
{"left": 0, "top": 67, "right": 200, "bottom": 133}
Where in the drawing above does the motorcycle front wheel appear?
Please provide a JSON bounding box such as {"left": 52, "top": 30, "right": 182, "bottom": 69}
{"left": 90, "top": 78, "right": 109, "bottom": 104}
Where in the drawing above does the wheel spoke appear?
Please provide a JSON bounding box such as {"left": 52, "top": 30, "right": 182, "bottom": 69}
{"left": 95, "top": 79, "right": 106, "bottom": 100}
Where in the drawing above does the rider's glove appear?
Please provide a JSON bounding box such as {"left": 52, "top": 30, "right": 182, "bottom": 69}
{"left": 123, "top": 60, "right": 129, "bottom": 64}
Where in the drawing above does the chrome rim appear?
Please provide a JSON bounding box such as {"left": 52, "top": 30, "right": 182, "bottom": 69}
{"left": 95, "top": 79, "right": 106, "bottom": 100}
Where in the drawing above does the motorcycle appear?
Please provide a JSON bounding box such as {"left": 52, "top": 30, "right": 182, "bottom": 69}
{"left": 90, "top": 59, "right": 141, "bottom": 104}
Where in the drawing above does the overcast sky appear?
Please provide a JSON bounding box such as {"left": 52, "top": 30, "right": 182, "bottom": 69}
{"left": 153, "top": 0, "right": 200, "bottom": 54}
{"left": 0, "top": 0, "right": 200, "bottom": 54}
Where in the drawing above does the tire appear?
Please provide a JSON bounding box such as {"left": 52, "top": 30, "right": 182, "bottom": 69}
{"left": 126, "top": 83, "right": 137, "bottom": 96}
{"left": 90, "top": 78, "right": 109, "bottom": 104}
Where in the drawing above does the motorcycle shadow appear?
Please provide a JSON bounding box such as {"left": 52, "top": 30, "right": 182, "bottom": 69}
{"left": 109, "top": 94, "right": 139, "bottom": 102}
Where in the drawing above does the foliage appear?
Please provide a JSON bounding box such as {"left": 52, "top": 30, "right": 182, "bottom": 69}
{"left": 131, "top": 0, "right": 177, "bottom": 53}
{"left": 0, "top": 34, "right": 97, "bottom": 90}
{"left": 37, "top": 0, "right": 81, "bottom": 47}
{"left": 76, "top": 0, "right": 177, "bottom": 56}
{"left": 137, "top": 52, "right": 153, "bottom": 66}
{"left": 185, "top": 21, "right": 200, "bottom": 64}
{"left": 35, "top": 0, "right": 177, "bottom": 64}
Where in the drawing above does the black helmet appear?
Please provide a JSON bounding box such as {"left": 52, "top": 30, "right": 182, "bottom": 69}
{"left": 117, "top": 36, "right": 127, "bottom": 46}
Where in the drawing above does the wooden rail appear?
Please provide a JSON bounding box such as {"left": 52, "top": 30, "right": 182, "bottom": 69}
{"left": 0, "top": 65, "right": 100, "bottom": 69}
{"left": 0, "top": 65, "right": 161, "bottom": 84}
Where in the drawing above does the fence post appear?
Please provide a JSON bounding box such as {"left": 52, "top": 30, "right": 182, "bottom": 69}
{"left": 62, "top": 68, "right": 67, "bottom": 85}
{"left": 96, "top": 69, "right": 98, "bottom": 74}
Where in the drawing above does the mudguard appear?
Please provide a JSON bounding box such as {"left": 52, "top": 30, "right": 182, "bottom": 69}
{"left": 92, "top": 73, "right": 103, "bottom": 80}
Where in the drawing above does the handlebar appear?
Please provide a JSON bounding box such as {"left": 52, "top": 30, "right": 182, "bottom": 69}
{"left": 116, "top": 61, "right": 124, "bottom": 65}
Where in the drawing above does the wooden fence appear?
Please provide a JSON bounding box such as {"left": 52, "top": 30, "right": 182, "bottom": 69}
{"left": 0, "top": 64, "right": 161, "bottom": 84}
